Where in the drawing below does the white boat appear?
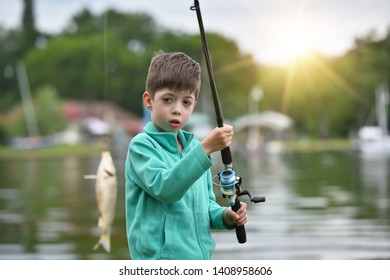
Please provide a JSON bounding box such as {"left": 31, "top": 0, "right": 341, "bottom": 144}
{"left": 358, "top": 126, "right": 390, "bottom": 155}
{"left": 357, "top": 84, "right": 390, "bottom": 156}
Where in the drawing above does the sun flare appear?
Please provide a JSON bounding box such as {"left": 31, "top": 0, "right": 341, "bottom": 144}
{"left": 285, "top": 31, "right": 310, "bottom": 58}
{"left": 267, "top": 14, "right": 317, "bottom": 65}
{"left": 283, "top": 26, "right": 312, "bottom": 63}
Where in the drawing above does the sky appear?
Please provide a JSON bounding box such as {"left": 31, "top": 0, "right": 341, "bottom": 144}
{"left": 1, "top": 0, "right": 389, "bottom": 66}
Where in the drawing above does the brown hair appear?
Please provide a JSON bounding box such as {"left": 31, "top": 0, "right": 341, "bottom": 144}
{"left": 145, "top": 51, "right": 201, "bottom": 100}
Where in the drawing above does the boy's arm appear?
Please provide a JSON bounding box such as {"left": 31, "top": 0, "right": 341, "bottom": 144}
{"left": 128, "top": 138, "right": 212, "bottom": 203}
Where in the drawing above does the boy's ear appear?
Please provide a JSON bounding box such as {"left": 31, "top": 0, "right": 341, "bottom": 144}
{"left": 143, "top": 91, "right": 153, "bottom": 110}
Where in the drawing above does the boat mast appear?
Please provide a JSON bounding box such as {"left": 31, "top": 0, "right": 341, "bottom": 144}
{"left": 16, "top": 60, "right": 40, "bottom": 138}
{"left": 376, "top": 84, "right": 389, "bottom": 138}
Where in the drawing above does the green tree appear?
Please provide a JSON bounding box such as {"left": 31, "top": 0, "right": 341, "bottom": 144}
{"left": 34, "top": 85, "right": 66, "bottom": 135}
{"left": 0, "top": 0, "right": 42, "bottom": 112}
{"left": 0, "top": 27, "right": 21, "bottom": 111}
{"left": 3, "top": 5, "right": 389, "bottom": 139}
{"left": 257, "top": 28, "right": 390, "bottom": 138}
{"left": 21, "top": 0, "right": 39, "bottom": 54}
{"left": 23, "top": 9, "right": 258, "bottom": 119}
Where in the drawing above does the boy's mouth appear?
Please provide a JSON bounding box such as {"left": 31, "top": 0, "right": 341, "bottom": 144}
{"left": 169, "top": 119, "right": 181, "bottom": 128}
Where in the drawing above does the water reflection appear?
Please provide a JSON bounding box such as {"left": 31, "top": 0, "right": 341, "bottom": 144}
{"left": 212, "top": 151, "right": 390, "bottom": 260}
{"left": 0, "top": 155, "right": 128, "bottom": 259}
{"left": 0, "top": 151, "right": 389, "bottom": 259}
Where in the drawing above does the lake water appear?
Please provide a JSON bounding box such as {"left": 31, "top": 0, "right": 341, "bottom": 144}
{"left": 0, "top": 150, "right": 389, "bottom": 260}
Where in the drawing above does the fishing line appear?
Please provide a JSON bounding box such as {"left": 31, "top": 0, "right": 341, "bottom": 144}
{"left": 103, "top": 11, "right": 109, "bottom": 113}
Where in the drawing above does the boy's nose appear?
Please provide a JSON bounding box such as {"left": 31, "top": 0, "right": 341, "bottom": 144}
{"left": 172, "top": 104, "right": 181, "bottom": 115}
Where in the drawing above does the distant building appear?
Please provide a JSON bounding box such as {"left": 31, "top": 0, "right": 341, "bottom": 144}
{"left": 62, "top": 100, "right": 142, "bottom": 136}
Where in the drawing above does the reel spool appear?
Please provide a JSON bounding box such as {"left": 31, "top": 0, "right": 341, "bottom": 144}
{"left": 219, "top": 169, "right": 238, "bottom": 206}
{"left": 217, "top": 169, "right": 266, "bottom": 205}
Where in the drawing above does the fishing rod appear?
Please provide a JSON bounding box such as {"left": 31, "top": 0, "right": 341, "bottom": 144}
{"left": 190, "top": 0, "right": 265, "bottom": 244}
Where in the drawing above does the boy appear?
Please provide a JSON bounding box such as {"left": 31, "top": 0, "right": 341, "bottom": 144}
{"left": 125, "top": 51, "right": 247, "bottom": 260}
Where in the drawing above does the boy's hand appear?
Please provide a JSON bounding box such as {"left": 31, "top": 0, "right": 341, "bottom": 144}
{"left": 201, "top": 124, "right": 234, "bottom": 155}
{"left": 223, "top": 202, "right": 248, "bottom": 226}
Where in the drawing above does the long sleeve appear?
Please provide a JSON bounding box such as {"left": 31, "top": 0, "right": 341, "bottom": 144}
{"left": 128, "top": 136, "right": 213, "bottom": 203}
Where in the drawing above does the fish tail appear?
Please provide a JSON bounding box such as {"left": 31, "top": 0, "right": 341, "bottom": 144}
{"left": 93, "top": 231, "right": 111, "bottom": 253}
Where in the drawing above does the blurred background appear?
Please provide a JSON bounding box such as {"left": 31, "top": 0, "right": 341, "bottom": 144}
{"left": 0, "top": 0, "right": 389, "bottom": 259}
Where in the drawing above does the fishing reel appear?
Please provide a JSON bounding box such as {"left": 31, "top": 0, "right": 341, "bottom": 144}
{"left": 217, "top": 167, "right": 266, "bottom": 206}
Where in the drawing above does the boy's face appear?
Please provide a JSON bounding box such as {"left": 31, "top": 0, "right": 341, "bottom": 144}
{"left": 143, "top": 88, "right": 197, "bottom": 134}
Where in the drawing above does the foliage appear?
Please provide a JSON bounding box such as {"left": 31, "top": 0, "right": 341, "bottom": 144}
{"left": 34, "top": 85, "right": 67, "bottom": 135}
{"left": 1, "top": 85, "right": 66, "bottom": 138}
{"left": 21, "top": 0, "right": 39, "bottom": 54}
{"left": 21, "top": 9, "right": 256, "bottom": 119}
{"left": 0, "top": 2, "right": 389, "bottom": 139}
{"left": 0, "top": 122, "right": 7, "bottom": 145}
{"left": 257, "top": 31, "right": 390, "bottom": 138}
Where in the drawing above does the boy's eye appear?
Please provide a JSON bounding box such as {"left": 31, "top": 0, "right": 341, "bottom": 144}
{"left": 183, "top": 100, "right": 193, "bottom": 106}
{"left": 163, "top": 97, "right": 174, "bottom": 103}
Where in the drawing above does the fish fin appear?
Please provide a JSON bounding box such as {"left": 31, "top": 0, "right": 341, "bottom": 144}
{"left": 93, "top": 232, "right": 111, "bottom": 253}
{"left": 84, "top": 175, "right": 97, "bottom": 180}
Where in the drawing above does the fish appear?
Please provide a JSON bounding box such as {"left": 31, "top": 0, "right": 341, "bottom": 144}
{"left": 84, "top": 151, "right": 117, "bottom": 253}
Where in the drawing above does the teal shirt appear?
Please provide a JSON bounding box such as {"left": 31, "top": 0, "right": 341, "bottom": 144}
{"left": 125, "top": 122, "right": 229, "bottom": 259}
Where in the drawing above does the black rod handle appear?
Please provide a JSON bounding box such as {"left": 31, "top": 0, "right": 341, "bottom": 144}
{"left": 221, "top": 147, "right": 232, "bottom": 165}
{"left": 232, "top": 197, "right": 246, "bottom": 243}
